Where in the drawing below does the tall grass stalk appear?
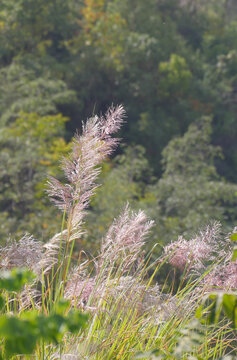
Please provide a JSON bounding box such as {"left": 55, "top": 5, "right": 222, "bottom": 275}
{"left": 0, "top": 106, "right": 236, "bottom": 359}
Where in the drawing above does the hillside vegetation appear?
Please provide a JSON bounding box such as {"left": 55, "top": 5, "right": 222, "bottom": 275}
{"left": 0, "top": 0, "right": 236, "bottom": 358}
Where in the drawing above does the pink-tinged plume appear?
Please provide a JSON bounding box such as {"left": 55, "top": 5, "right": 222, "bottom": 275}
{"left": 164, "top": 222, "right": 221, "bottom": 272}
{"left": 99, "top": 204, "right": 154, "bottom": 274}
{"left": 47, "top": 105, "right": 126, "bottom": 241}
{"left": 204, "top": 254, "right": 237, "bottom": 291}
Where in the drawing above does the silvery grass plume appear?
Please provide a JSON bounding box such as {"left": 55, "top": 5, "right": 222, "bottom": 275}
{"left": 203, "top": 231, "right": 237, "bottom": 290}
{"left": 41, "top": 230, "right": 68, "bottom": 276}
{"left": 0, "top": 234, "right": 43, "bottom": 271}
{"left": 99, "top": 204, "right": 154, "bottom": 274}
{"left": 0, "top": 106, "right": 126, "bottom": 306}
{"left": 0, "top": 232, "right": 68, "bottom": 278}
{"left": 164, "top": 222, "right": 222, "bottom": 272}
{"left": 0, "top": 231, "right": 68, "bottom": 278}
{"left": 203, "top": 256, "right": 237, "bottom": 291}
{"left": 37, "top": 105, "right": 126, "bottom": 277}
{"left": 0, "top": 231, "right": 75, "bottom": 309}
{"left": 164, "top": 222, "right": 237, "bottom": 291}
{"left": 47, "top": 105, "right": 126, "bottom": 242}
{"left": 65, "top": 205, "right": 159, "bottom": 316}
{"left": 0, "top": 235, "right": 43, "bottom": 309}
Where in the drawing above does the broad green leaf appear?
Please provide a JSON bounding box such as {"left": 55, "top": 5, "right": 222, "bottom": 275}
{"left": 65, "top": 311, "right": 88, "bottom": 333}
{"left": 0, "top": 316, "right": 37, "bottom": 358}
{"left": 222, "top": 294, "right": 237, "bottom": 324}
{"left": 0, "top": 269, "right": 35, "bottom": 292}
{"left": 55, "top": 298, "right": 70, "bottom": 315}
{"left": 0, "top": 296, "right": 88, "bottom": 358}
{"left": 230, "top": 233, "right": 237, "bottom": 241}
{"left": 5, "top": 337, "right": 37, "bottom": 358}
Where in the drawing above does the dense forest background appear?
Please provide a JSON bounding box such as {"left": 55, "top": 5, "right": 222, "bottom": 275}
{"left": 0, "top": 0, "right": 237, "bottom": 256}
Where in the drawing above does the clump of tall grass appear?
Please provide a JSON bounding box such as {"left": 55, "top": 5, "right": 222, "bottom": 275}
{"left": 164, "top": 223, "right": 237, "bottom": 291}
{"left": 0, "top": 106, "right": 236, "bottom": 359}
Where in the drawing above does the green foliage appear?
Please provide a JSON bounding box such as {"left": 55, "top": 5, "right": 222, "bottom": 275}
{"left": 0, "top": 0, "right": 77, "bottom": 65}
{"left": 0, "top": 0, "right": 236, "bottom": 183}
{"left": 0, "top": 303, "right": 88, "bottom": 359}
{"left": 149, "top": 117, "right": 237, "bottom": 246}
{"left": 0, "top": 269, "right": 88, "bottom": 359}
{"left": 72, "top": 0, "right": 237, "bottom": 182}
{"left": 7, "top": 112, "right": 70, "bottom": 168}
{"left": 230, "top": 233, "right": 237, "bottom": 261}
{"left": 0, "top": 2, "right": 237, "bottom": 357}
{"left": 0, "top": 110, "right": 71, "bottom": 241}
{"left": 160, "top": 117, "right": 220, "bottom": 178}
{"left": 87, "top": 116, "right": 237, "bottom": 256}
{"left": 0, "top": 0, "right": 237, "bottom": 245}
{"left": 158, "top": 54, "right": 192, "bottom": 98}
{"left": 0, "top": 61, "right": 75, "bottom": 241}
{"left": 0, "top": 63, "right": 76, "bottom": 125}
{"left": 0, "top": 268, "right": 35, "bottom": 292}
{"left": 206, "top": 292, "right": 237, "bottom": 329}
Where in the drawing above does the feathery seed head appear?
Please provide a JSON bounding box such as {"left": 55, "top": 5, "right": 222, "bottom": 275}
{"left": 0, "top": 234, "right": 43, "bottom": 271}
{"left": 164, "top": 222, "right": 221, "bottom": 272}
{"left": 99, "top": 204, "right": 154, "bottom": 274}
{"left": 46, "top": 105, "right": 125, "bottom": 241}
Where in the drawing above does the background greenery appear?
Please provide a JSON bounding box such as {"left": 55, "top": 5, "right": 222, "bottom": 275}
{"left": 0, "top": 0, "right": 237, "bottom": 254}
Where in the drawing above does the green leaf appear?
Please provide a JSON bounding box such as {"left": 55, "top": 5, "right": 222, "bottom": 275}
{"left": 0, "top": 306, "right": 88, "bottom": 358}
{"left": 235, "top": 307, "right": 237, "bottom": 329}
{"left": 55, "top": 299, "right": 70, "bottom": 315}
{"left": 222, "top": 294, "right": 237, "bottom": 325}
{"left": 232, "top": 247, "right": 237, "bottom": 261}
{"left": 65, "top": 311, "right": 88, "bottom": 333}
{"left": 195, "top": 305, "right": 203, "bottom": 319}
{"left": 0, "top": 269, "right": 35, "bottom": 292}
{"left": 36, "top": 313, "right": 65, "bottom": 343}
{"left": 0, "top": 296, "right": 5, "bottom": 310}
{"left": 230, "top": 233, "right": 237, "bottom": 241}
{"left": 207, "top": 293, "right": 224, "bottom": 324}
{"left": 5, "top": 337, "right": 37, "bottom": 358}
{"left": 0, "top": 316, "right": 37, "bottom": 358}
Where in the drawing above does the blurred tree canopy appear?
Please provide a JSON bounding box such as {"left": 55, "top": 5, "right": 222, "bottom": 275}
{"left": 85, "top": 117, "right": 237, "bottom": 254}
{"left": 149, "top": 117, "right": 237, "bottom": 247}
{"left": 0, "top": 0, "right": 236, "bottom": 249}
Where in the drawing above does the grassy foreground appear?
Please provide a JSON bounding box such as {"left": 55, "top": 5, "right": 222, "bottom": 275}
{"left": 0, "top": 106, "right": 236, "bottom": 359}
